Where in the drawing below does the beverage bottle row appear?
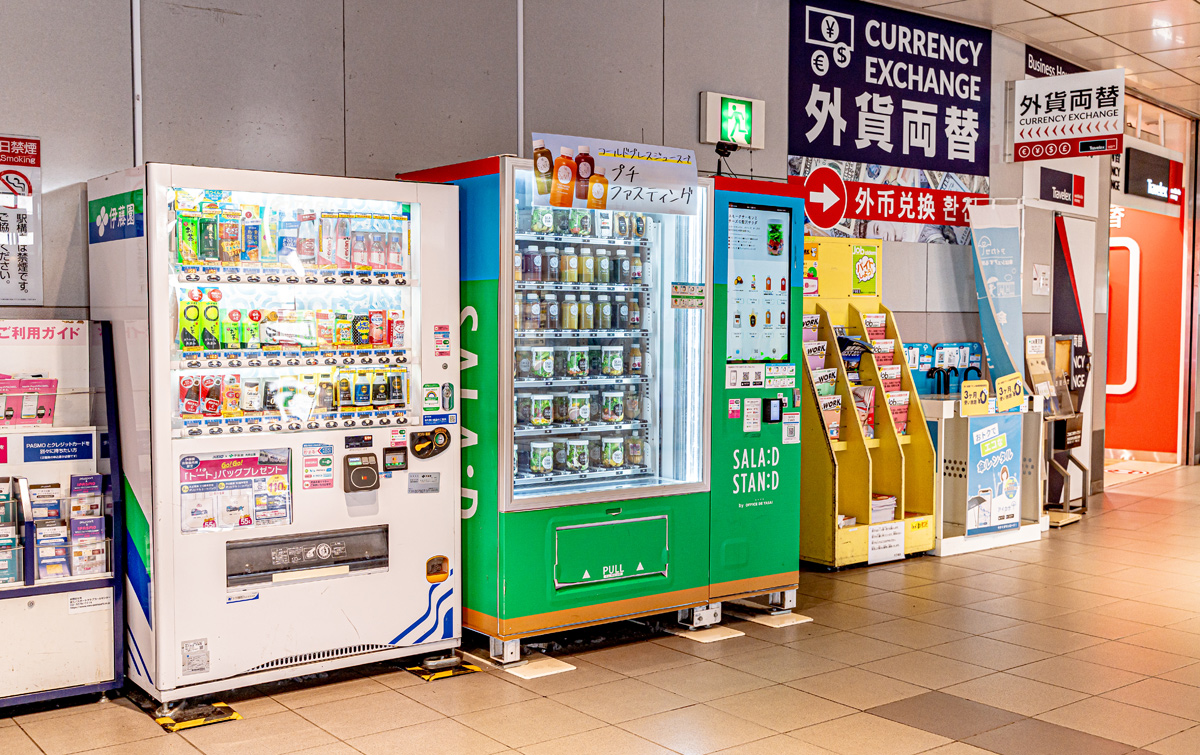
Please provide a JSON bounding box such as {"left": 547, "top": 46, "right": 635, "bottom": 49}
{"left": 515, "top": 292, "right": 642, "bottom": 332}
{"left": 178, "top": 367, "right": 409, "bottom": 419}
{"left": 177, "top": 288, "right": 404, "bottom": 352}
{"left": 531, "top": 142, "right": 611, "bottom": 210}
{"left": 732, "top": 275, "right": 788, "bottom": 292}
{"left": 519, "top": 432, "right": 646, "bottom": 475}
{"left": 732, "top": 308, "right": 788, "bottom": 329}
{"left": 515, "top": 244, "right": 644, "bottom": 283}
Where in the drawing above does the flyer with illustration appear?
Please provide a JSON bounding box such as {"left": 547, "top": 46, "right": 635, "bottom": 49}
{"left": 727, "top": 202, "right": 792, "bottom": 362}
{"left": 178, "top": 448, "right": 292, "bottom": 532}
{"left": 966, "top": 415, "right": 1022, "bottom": 536}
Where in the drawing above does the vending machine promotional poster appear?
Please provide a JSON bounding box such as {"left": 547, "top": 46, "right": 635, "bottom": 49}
{"left": 966, "top": 414, "right": 1022, "bottom": 536}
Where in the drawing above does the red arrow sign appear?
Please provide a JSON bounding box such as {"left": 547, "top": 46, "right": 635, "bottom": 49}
{"left": 803, "top": 167, "right": 847, "bottom": 230}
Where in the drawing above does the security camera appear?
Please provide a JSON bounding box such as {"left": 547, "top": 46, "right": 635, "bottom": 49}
{"left": 715, "top": 141, "right": 740, "bottom": 158}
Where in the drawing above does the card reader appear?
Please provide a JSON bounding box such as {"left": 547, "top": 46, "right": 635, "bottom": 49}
{"left": 344, "top": 453, "right": 380, "bottom": 493}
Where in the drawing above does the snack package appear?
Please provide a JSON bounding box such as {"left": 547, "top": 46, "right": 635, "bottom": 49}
{"left": 819, "top": 394, "right": 842, "bottom": 440}
{"left": 852, "top": 385, "right": 876, "bottom": 439}
{"left": 887, "top": 391, "right": 911, "bottom": 434}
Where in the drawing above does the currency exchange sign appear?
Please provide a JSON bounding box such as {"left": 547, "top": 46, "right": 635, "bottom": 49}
{"left": 789, "top": 0, "right": 991, "bottom": 176}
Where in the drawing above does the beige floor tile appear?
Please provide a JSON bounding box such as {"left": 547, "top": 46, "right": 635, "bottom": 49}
{"left": 1037, "top": 696, "right": 1193, "bottom": 747}
{"left": 843, "top": 593, "right": 947, "bottom": 617}
{"left": 1104, "top": 677, "right": 1200, "bottom": 721}
{"left": 552, "top": 678, "right": 692, "bottom": 724}
{"left": 916, "top": 744, "right": 997, "bottom": 755}
{"left": 1145, "top": 724, "right": 1200, "bottom": 755}
{"left": 455, "top": 697, "right": 604, "bottom": 749}
{"left": 0, "top": 718, "right": 13, "bottom": 727}
{"left": 1122, "top": 628, "right": 1200, "bottom": 659}
{"left": 347, "top": 717, "right": 508, "bottom": 755}
{"left": 1059, "top": 575, "right": 1165, "bottom": 599}
{"left": 788, "top": 667, "right": 927, "bottom": 710}
{"left": 969, "top": 596, "right": 1077, "bottom": 622}
{"left": 1159, "top": 662, "right": 1200, "bottom": 687}
{"left": 787, "top": 632, "right": 909, "bottom": 665}
{"left": 941, "top": 672, "right": 1090, "bottom": 717}
{"left": 896, "top": 583, "right": 999, "bottom": 607}
{"left": 638, "top": 660, "right": 773, "bottom": 702}
{"left": 219, "top": 686, "right": 288, "bottom": 718}
{"left": 911, "top": 607, "right": 1023, "bottom": 635}
{"left": 860, "top": 651, "right": 991, "bottom": 689}
{"left": 715, "top": 645, "right": 846, "bottom": 683}
{"left": 797, "top": 577, "right": 888, "bottom": 602}
{"left": 0, "top": 726, "right": 50, "bottom": 755}
{"left": 518, "top": 725, "right": 676, "bottom": 755}
{"left": 653, "top": 634, "right": 774, "bottom": 660}
{"left": 882, "top": 560, "right": 980, "bottom": 583}
{"left": 293, "top": 689, "right": 441, "bottom": 740}
{"left": 707, "top": 685, "right": 855, "bottom": 732}
{"left": 1092, "top": 600, "right": 1199, "bottom": 627}
{"left": 1017, "top": 586, "right": 1121, "bottom": 611}
{"left": 502, "top": 657, "right": 625, "bottom": 696}
{"left": 358, "top": 664, "right": 426, "bottom": 691}
{"left": 580, "top": 642, "right": 704, "bottom": 676}
{"left": 945, "top": 574, "right": 1039, "bottom": 596}
{"left": 1041, "top": 609, "right": 1159, "bottom": 640}
{"left": 266, "top": 673, "right": 390, "bottom": 710}
{"left": 982, "top": 622, "right": 1106, "bottom": 654}
{"left": 850, "top": 619, "right": 970, "bottom": 650}
{"left": 992, "top": 564, "right": 1085, "bottom": 586}
{"left": 790, "top": 712, "right": 951, "bottom": 755}
{"left": 831, "top": 569, "right": 934, "bottom": 592}
{"left": 710, "top": 733, "right": 841, "bottom": 754}
{"left": 923, "top": 635, "right": 1052, "bottom": 671}
{"left": 22, "top": 699, "right": 167, "bottom": 755}
{"left": 723, "top": 617, "right": 840, "bottom": 645}
{"left": 941, "top": 553, "right": 1025, "bottom": 572}
{"left": 619, "top": 704, "right": 774, "bottom": 755}
{"left": 800, "top": 603, "right": 897, "bottom": 630}
{"left": 286, "top": 746, "right": 358, "bottom": 755}
{"left": 179, "top": 711, "right": 336, "bottom": 755}
{"left": 1067, "top": 641, "right": 1195, "bottom": 676}
{"left": 399, "top": 671, "right": 539, "bottom": 716}
{"left": 1009, "top": 655, "right": 1146, "bottom": 694}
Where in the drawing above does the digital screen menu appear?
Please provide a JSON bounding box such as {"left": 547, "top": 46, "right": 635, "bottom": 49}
{"left": 727, "top": 202, "right": 791, "bottom": 362}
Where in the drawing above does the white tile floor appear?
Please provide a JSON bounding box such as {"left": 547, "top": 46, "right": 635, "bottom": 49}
{"left": 8, "top": 465, "right": 1200, "bottom": 754}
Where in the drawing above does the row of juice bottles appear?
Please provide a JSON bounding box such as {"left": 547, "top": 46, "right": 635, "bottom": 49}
{"left": 178, "top": 367, "right": 409, "bottom": 420}
{"left": 515, "top": 244, "right": 644, "bottom": 283}
{"left": 532, "top": 142, "right": 611, "bottom": 209}
{"left": 515, "top": 292, "right": 642, "bottom": 332}
{"left": 174, "top": 196, "right": 410, "bottom": 273}
{"left": 177, "top": 288, "right": 404, "bottom": 352}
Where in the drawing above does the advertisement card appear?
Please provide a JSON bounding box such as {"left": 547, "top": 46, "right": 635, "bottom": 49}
{"left": 966, "top": 414, "right": 1022, "bottom": 536}
{"left": 178, "top": 448, "right": 292, "bottom": 532}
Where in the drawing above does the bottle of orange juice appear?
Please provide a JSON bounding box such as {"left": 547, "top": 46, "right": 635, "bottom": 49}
{"left": 587, "top": 167, "right": 609, "bottom": 210}
{"left": 549, "top": 147, "right": 577, "bottom": 207}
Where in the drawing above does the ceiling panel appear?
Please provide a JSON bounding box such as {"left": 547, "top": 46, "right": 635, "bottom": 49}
{"left": 926, "top": 0, "right": 1049, "bottom": 25}
{"left": 1029, "top": 0, "right": 1170, "bottom": 12}
{"left": 1052, "top": 35, "right": 1135, "bottom": 59}
{"left": 1065, "top": 0, "right": 1200, "bottom": 37}
{"left": 1106, "top": 22, "right": 1200, "bottom": 53}
{"left": 1088, "top": 54, "right": 1165, "bottom": 73}
{"left": 1148, "top": 83, "right": 1200, "bottom": 99}
{"left": 1168, "top": 65, "right": 1200, "bottom": 82}
{"left": 1001, "top": 16, "right": 1093, "bottom": 42}
{"left": 1143, "top": 44, "right": 1200, "bottom": 67}
{"left": 1128, "top": 68, "right": 1195, "bottom": 88}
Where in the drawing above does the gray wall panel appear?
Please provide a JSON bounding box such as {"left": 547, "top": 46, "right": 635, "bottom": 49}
{"left": 141, "top": 0, "right": 345, "bottom": 176}
{"left": 524, "top": 0, "right": 663, "bottom": 146}
{"left": 346, "top": 0, "right": 518, "bottom": 178}
{"left": 926, "top": 312, "right": 983, "bottom": 352}
{"left": 892, "top": 312, "right": 928, "bottom": 346}
{"left": 2, "top": 0, "right": 133, "bottom": 311}
{"left": 881, "top": 242, "right": 928, "bottom": 313}
{"left": 663, "top": 0, "right": 788, "bottom": 178}
{"left": 1023, "top": 207, "right": 1054, "bottom": 315}
{"left": 925, "top": 244, "right": 976, "bottom": 313}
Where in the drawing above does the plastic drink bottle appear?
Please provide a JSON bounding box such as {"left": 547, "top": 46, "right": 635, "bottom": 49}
{"left": 532, "top": 139, "right": 554, "bottom": 195}
{"left": 574, "top": 146, "right": 595, "bottom": 201}
{"left": 587, "top": 167, "right": 609, "bottom": 210}
{"left": 549, "top": 148, "right": 577, "bottom": 207}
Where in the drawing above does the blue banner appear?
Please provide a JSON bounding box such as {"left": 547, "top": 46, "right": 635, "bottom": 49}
{"left": 23, "top": 433, "right": 94, "bottom": 463}
{"left": 789, "top": 0, "right": 991, "bottom": 175}
{"left": 967, "top": 414, "right": 1022, "bottom": 536}
{"left": 969, "top": 205, "right": 1024, "bottom": 380}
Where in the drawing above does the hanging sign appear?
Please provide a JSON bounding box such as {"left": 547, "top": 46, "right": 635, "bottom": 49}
{"left": 0, "top": 135, "right": 43, "bottom": 304}
{"left": 530, "top": 133, "right": 697, "bottom": 216}
{"left": 966, "top": 414, "right": 1022, "bottom": 536}
{"left": 968, "top": 203, "right": 1024, "bottom": 381}
{"left": 1013, "top": 69, "right": 1124, "bottom": 161}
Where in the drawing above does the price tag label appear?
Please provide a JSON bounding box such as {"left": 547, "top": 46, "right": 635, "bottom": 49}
{"left": 960, "top": 380, "right": 990, "bottom": 417}
{"left": 995, "top": 372, "right": 1025, "bottom": 412}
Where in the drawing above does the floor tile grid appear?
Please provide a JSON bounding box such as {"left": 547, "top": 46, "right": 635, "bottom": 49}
{"left": 11, "top": 465, "right": 1200, "bottom": 755}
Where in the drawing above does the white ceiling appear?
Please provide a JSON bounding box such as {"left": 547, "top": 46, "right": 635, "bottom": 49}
{"left": 889, "top": 0, "right": 1200, "bottom": 117}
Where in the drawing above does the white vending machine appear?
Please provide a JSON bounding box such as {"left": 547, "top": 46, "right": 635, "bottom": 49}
{"left": 88, "top": 165, "right": 461, "bottom": 702}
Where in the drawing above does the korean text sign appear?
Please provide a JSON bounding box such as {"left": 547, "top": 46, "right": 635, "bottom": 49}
{"left": 1013, "top": 69, "right": 1123, "bottom": 161}
{"left": 0, "top": 135, "right": 43, "bottom": 304}
{"left": 789, "top": 0, "right": 991, "bottom": 176}
{"left": 531, "top": 133, "right": 698, "bottom": 216}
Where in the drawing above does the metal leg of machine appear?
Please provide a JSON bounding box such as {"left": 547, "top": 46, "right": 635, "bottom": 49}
{"left": 767, "top": 589, "right": 797, "bottom": 612}
{"left": 677, "top": 603, "right": 722, "bottom": 629}
{"left": 489, "top": 637, "right": 522, "bottom": 665}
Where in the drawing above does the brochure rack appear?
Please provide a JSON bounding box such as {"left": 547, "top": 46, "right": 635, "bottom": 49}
{"left": 0, "top": 321, "right": 125, "bottom": 709}
{"left": 800, "top": 238, "right": 935, "bottom": 567}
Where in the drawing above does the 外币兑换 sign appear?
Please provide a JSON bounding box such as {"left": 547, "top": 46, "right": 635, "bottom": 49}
{"left": 1013, "top": 69, "right": 1124, "bottom": 161}
{"left": 0, "top": 135, "right": 43, "bottom": 305}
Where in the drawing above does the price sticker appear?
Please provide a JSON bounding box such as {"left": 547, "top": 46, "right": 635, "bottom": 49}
{"left": 960, "top": 379, "right": 990, "bottom": 417}
{"left": 995, "top": 373, "right": 1025, "bottom": 412}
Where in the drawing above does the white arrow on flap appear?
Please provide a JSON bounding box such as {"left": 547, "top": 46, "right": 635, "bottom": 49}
{"left": 637, "top": 562, "right": 644, "bottom": 571}
{"left": 810, "top": 184, "right": 840, "bottom": 211}
{"left": 582, "top": 569, "right": 591, "bottom": 579}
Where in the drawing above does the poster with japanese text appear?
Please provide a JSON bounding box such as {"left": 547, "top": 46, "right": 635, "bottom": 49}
{"left": 0, "top": 135, "right": 43, "bottom": 304}
{"left": 178, "top": 448, "right": 291, "bottom": 532}
{"left": 968, "top": 203, "right": 1024, "bottom": 381}
{"left": 966, "top": 415, "right": 1022, "bottom": 536}
{"left": 788, "top": 0, "right": 990, "bottom": 242}
{"left": 530, "top": 133, "right": 698, "bottom": 216}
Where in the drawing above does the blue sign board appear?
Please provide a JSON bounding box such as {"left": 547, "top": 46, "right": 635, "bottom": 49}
{"left": 23, "top": 433, "right": 94, "bottom": 463}
{"left": 789, "top": 0, "right": 991, "bottom": 175}
{"left": 966, "top": 415, "right": 1022, "bottom": 536}
{"left": 971, "top": 214, "right": 1024, "bottom": 380}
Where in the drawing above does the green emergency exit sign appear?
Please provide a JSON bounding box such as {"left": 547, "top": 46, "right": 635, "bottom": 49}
{"left": 721, "top": 97, "right": 753, "bottom": 146}
{"left": 700, "top": 91, "right": 765, "bottom": 150}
